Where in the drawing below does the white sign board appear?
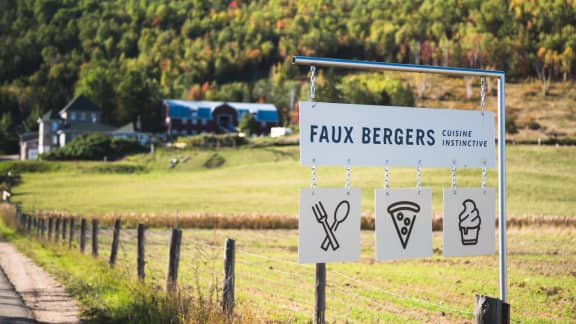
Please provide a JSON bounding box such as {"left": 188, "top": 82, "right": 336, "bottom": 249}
{"left": 443, "top": 188, "right": 496, "bottom": 257}
{"left": 299, "top": 188, "right": 361, "bottom": 263}
{"left": 299, "top": 101, "right": 495, "bottom": 168}
{"left": 375, "top": 188, "right": 432, "bottom": 260}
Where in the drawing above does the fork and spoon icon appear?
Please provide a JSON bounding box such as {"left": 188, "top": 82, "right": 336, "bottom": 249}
{"left": 311, "top": 200, "right": 351, "bottom": 251}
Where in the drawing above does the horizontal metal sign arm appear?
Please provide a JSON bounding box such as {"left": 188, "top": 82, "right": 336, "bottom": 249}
{"left": 292, "top": 56, "right": 505, "bottom": 78}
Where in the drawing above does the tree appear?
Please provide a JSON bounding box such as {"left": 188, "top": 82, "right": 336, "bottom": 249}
{"left": 116, "top": 70, "right": 162, "bottom": 131}
{"left": 238, "top": 113, "right": 259, "bottom": 136}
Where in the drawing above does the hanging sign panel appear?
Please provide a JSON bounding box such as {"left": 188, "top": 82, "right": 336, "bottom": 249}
{"left": 299, "top": 101, "right": 495, "bottom": 168}
{"left": 375, "top": 188, "right": 433, "bottom": 260}
{"left": 299, "top": 188, "right": 361, "bottom": 263}
{"left": 443, "top": 188, "right": 496, "bottom": 257}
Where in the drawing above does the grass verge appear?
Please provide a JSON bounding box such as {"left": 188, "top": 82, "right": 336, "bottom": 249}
{"left": 0, "top": 204, "right": 232, "bottom": 323}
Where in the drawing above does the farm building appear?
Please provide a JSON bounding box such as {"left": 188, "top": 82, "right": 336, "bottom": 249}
{"left": 19, "top": 95, "right": 150, "bottom": 160}
{"left": 163, "top": 100, "right": 279, "bottom": 136}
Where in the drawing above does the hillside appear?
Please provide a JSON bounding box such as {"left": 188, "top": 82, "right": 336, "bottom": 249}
{"left": 1, "top": 0, "right": 576, "bottom": 153}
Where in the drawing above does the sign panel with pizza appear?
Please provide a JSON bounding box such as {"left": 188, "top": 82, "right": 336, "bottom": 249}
{"left": 298, "top": 188, "right": 361, "bottom": 263}
{"left": 375, "top": 188, "right": 433, "bottom": 260}
{"left": 443, "top": 188, "right": 496, "bottom": 257}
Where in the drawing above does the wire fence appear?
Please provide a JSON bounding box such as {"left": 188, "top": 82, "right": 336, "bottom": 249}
{"left": 12, "top": 211, "right": 476, "bottom": 322}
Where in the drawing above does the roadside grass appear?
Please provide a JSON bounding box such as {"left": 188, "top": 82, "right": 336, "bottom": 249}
{"left": 95, "top": 226, "right": 576, "bottom": 323}
{"left": 7, "top": 145, "right": 576, "bottom": 220}
{"left": 0, "top": 204, "right": 232, "bottom": 323}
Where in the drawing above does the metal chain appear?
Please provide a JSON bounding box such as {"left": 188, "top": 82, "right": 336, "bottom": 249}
{"left": 311, "top": 158, "right": 317, "bottom": 195}
{"left": 345, "top": 159, "right": 351, "bottom": 195}
{"left": 310, "top": 66, "right": 316, "bottom": 100}
{"left": 481, "top": 161, "right": 487, "bottom": 193}
{"left": 480, "top": 77, "right": 486, "bottom": 115}
{"left": 451, "top": 161, "right": 457, "bottom": 194}
{"left": 384, "top": 160, "right": 390, "bottom": 194}
{"left": 416, "top": 160, "right": 422, "bottom": 194}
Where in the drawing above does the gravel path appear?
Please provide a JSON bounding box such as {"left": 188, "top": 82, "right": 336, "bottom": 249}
{"left": 0, "top": 239, "right": 80, "bottom": 323}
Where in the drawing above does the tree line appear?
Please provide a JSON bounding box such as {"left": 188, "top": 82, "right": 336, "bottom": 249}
{"left": 1, "top": 0, "right": 575, "bottom": 153}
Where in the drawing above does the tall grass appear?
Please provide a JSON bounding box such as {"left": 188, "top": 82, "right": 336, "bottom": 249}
{"left": 0, "top": 203, "right": 249, "bottom": 323}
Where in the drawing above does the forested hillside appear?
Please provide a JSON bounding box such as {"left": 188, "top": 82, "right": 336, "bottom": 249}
{"left": 1, "top": 0, "right": 575, "bottom": 153}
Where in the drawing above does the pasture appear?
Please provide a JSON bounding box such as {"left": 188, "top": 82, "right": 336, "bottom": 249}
{"left": 7, "top": 145, "right": 576, "bottom": 219}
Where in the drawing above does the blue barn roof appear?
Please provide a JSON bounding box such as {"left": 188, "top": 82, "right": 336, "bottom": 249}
{"left": 164, "top": 100, "right": 279, "bottom": 122}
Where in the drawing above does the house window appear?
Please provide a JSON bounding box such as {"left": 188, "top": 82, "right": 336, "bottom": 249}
{"left": 261, "top": 122, "right": 266, "bottom": 128}
{"left": 80, "top": 112, "right": 86, "bottom": 121}
{"left": 51, "top": 121, "right": 59, "bottom": 131}
{"left": 70, "top": 112, "right": 76, "bottom": 121}
{"left": 91, "top": 113, "right": 97, "bottom": 123}
{"left": 201, "top": 119, "right": 207, "bottom": 126}
{"left": 181, "top": 118, "right": 188, "bottom": 124}
{"left": 52, "top": 135, "right": 58, "bottom": 145}
{"left": 192, "top": 119, "right": 197, "bottom": 125}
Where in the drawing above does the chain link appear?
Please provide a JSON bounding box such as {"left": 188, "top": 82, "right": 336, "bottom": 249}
{"left": 451, "top": 161, "right": 457, "bottom": 194}
{"left": 345, "top": 159, "right": 351, "bottom": 195}
{"left": 311, "top": 158, "right": 317, "bottom": 195}
{"left": 480, "top": 77, "right": 486, "bottom": 115}
{"left": 384, "top": 160, "right": 390, "bottom": 194}
{"left": 481, "top": 161, "right": 487, "bottom": 193}
{"left": 416, "top": 160, "right": 422, "bottom": 194}
{"left": 310, "top": 66, "right": 316, "bottom": 100}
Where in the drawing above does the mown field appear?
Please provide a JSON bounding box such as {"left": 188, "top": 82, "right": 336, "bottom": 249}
{"left": 5, "top": 144, "right": 576, "bottom": 219}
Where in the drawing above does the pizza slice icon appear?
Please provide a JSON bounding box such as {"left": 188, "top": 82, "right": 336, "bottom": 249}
{"left": 387, "top": 201, "right": 420, "bottom": 249}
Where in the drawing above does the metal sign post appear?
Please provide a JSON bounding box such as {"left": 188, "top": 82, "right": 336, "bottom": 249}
{"left": 292, "top": 56, "right": 508, "bottom": 302}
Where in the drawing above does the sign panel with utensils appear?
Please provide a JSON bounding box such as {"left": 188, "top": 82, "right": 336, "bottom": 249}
{"left": 298, "top": 188, "right": 361, "bottom": 263}
{"left": 443, "top": 188, "right": 496, "bottom": 257}
{"left": 375, "top": 188, "right": 433, "bottom": 260}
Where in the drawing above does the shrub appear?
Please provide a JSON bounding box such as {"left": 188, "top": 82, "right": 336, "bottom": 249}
{"left": 505, "top": 116, "right": 518, "bottom": 134}
{"left": 41, "top": 133, "right": 146, "bottom": 161}
{"left": 175, "top": 134, "right": 246, "bottom": 149}
{"left": 528, "top": 120, "right": 541, "bottom": 130}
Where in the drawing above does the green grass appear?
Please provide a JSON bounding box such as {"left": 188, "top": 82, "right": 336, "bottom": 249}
{"left": 0, "top": 206, "right": 230, "bottom": 323}
{"left": 6, "top": 145, "right": 576, "bottom": 218}
{"left": 104, "top": 226, "right": 576, "bottom": 323}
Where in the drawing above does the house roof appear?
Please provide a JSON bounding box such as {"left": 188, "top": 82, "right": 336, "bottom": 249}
{"left": 112, "top": 123, "right": 135, "bottom": 133}
{"left": 58, "top": 95, "right": 102, "bottom": 115}
{"left": 163, "top": 100, "right": 279, "bottom": 122}
{"left": 39, "top": 110, "right": 61, "bottom": 121}
{"left": 57, "top": 122, "right": 116, "bottom": 134}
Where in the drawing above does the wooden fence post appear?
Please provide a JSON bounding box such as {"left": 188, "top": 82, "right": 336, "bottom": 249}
{"left": 475, "top": 295, "right": 510, "bottom": 324}
{"left": 40, "top": 218, "right": 46, "bottom": 238}
{"left": 222, "top": 238, "right": 236, "bottom": 315}
{"left": 62, "top": 218, "right": 67, "bottom": 241}
{"left": 109, "top": 219, "right": 121, "bottom": 267}
{"left": 137, "top": 224, "right": 145, "bottom": 281}
{"left": 80, "top": 218, "right": 87, "bottom": 253}
{"left": 166, "top": 228, "right": 182, "bottom": 292}
{"left": 55, "top": 217, "right": 60, "bottom": 241}
{"left": 26, "top": 215, "right": 32, "bottom": 232}
{"left": 48, "top": 217, "right": 53, "bottom": 240}
{"left": 315, "top": 263, "right": 326, "bottom": 324}
{"left": 91, "top": 219, "right": 98, "bottom": 257}
{"left": 68, "top": 218, "right": 75, "bottom": 248}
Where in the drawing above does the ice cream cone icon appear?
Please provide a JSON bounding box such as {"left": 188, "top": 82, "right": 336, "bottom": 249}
{"left": 458, "top": 199, "right": 481, "bottom": 245}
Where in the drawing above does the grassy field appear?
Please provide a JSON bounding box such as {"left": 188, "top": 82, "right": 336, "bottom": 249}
{"left": 93, "top": 225, "right": 576, "bottom": 323}
{"left": 6, "top": 144, "right": 576, "bottom": 219}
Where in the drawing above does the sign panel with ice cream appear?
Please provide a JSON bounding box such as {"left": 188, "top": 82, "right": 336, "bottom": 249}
{"left": 443, "top": 188, "right": 496, "bottom": 256}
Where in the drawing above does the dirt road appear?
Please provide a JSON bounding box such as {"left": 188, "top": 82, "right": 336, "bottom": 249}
{"left": 0, "top": 239, "right": 80, "bottom": 323}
